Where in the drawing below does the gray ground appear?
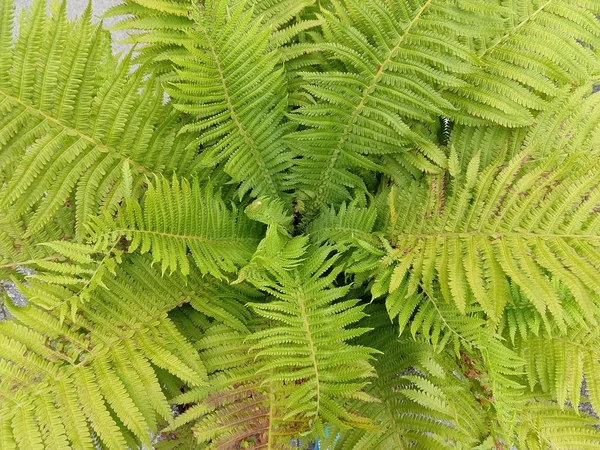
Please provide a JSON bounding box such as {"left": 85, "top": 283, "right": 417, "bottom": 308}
{"left": 14, "top": 0, "right": 129, "bottom": 53}
{"left": 15, "top": 0, "right": 119, "bottom": 16}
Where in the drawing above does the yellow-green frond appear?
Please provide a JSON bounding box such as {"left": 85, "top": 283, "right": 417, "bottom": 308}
{"left": 0, "top": 0, "right": 199, "bottom": 238}
{"left": 88, "top": 176, "right": 265, "bottom": 278}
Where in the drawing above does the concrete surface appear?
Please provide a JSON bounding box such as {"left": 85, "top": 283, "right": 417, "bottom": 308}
{"left": 14, "top": 0, "right": 129, "bottom": 53}
{"left": 15, "top": 0, "right": 120, "bottom": 18}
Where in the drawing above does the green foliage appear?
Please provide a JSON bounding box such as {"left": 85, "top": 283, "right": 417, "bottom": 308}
{"left": 0, "top": 0, "right": 199, "bottom": 240}
{"left": 377, "top": 144, "right": 600, "bottom": 329}
{"left": 88, "top": 176, "right": 265, "bottom": 278}
{"left": 0, "top": 255, "right": 206, "bottom": 450}
{"left": 2, "top": 0, "right": 600, "bottom": 448}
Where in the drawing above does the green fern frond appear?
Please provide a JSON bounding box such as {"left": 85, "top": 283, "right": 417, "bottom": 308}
{"left": 514, "top": 395, "right": 600, "bottom": 450}
{"left": 287, "top": 0, "right": 509, "bottom": 210}
{"left": 21, "top": 241, "right": 123, "bottom": 321}
{"left": 106, "top": 0, "right": 319, "bottom": 70}
{"left": 498, "top": 282, "right": 597, "bottom": 344}
{"left": 447, "top": 1, "right": 600, "bottom": 126}
{"left": 0, "top": 0, "right": 198, "bottom": 238}
{"left": 308, "top": 200, "right": 379, "bottom": 248}
{"left": 324, "top": 311, "right": 488, "bottom": 450}
{"left": 305, "top": 200, "right": 388, "bottom": 281}
{"left": 234, "top": 197, "right": 308, "bottom": 284}
{"left": 526, "top": 85, "right": 600, "bottom": 158}
{"left": 379, "top": 146, "right": 600, "bottom": 329}
{"left": 447, "top": 123, "right": 527, "bottom": 175}
{"left": 517, "top": 329, "right": 600, "bottom": 415}
{"left": 0, "top": 255, "right": 207, "bottom": 449}
{"left": 88, "top": 176, "right": 264, "bottom": 279}
{"left": 385, "top": 283, "right": 486, "bottom": 353}
{"left": 163, "top": 0, "right": 295, "bottom": 200}
{"left": 164, "top": 319, "right": 304, "bottom": 449}
{"left": 0, "top": 211, "right": 73, "bottom": 281}
{"left": 247, "top": 245, "right": 378, "bottom": 432}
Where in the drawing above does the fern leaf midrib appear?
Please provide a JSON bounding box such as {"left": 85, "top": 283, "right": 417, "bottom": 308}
{"left": 0, "top": 88, "right": 148, "bottom": 174}
{"left": 298, "top": 286, "right": 321, "bottom": 419}
{"left": 200, "top": 27, "right": 280, "bottom": 200}
{"left": 313, "top": 0, "right": 434, "bottom": 210}
{"left": 101, "top": 227, "right": 261, "bottom": 245}
{"left": 481, "top": 0, "right": 554, "bottom": 57}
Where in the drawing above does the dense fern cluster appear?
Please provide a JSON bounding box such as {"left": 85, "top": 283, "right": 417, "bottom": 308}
{"left": 1, "top": 0, "right": 600, "bottom": 448}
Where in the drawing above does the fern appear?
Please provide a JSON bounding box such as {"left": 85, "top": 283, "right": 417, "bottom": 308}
{"left": 164, "top": 318, "right": 304, "bottom": 449}
{"left": 160, "top": 1, "right": 296, "bottom": 200}
{"left": 246, "top": 244, "right": 378, "bottom": 432}
{"left": 323, "top": 313, "right": 489, "bottom": 449}
{"left": 88, "top": 176, "right": 264, "bottom": 279}
{"left": 106, "top": 0, "right": 320, "bottom": 71}
{"left": 3, "top": 0, "right": 600, "bottom": 448}
{"left": 377, "top": 142, "right": 600, "bottom": 329}
{"left": 446, "top": 0, "right": 600, "bottom": 126}
{"left": 0, "top": 0, "right": 199, "bottom": 238}
{"left": 0, "top": 255, "right": 206, "bottom": 449}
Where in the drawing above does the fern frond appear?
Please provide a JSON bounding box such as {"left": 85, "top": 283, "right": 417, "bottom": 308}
{"left": 446, "top": 1, "right": 600, "bottom": 126}
{"left": 106, "top": 0, "right": 319, "bottom": 70}
{"left": 326, "top": 311, "right": 488, "bottom": 450}
{"left": 20, "top": 240, "right": 123, "bottom": 322}
{"left": 447, "top": 123, "right": 527, "bottom": 175}
{"left": 302, "top": 200, "right": 385, "bottom": 281}
{"left": 287, "top": 0, "right": 509, "bottom": 210}
{"left": 247, "top": 245, "right": 378, "bottom": 432}
{"left": 0, "top": 211, "right": 72, "bottom": 281}
{"left": 379, "top": 146, "right": 600, "bottom": 329}
{"left": 233, "top": 197, "right": 310, "bottom": 286}
{"left": 517, "top": 329, "right": 600, "bottom": 415}
{"left": 525, "top": 85, "right": 600, "bottom": 158}
{"left": 165, "top": 319, "right": 304, "bottom": 449}
{"left": 163, "top": 0, "right": 295, "bottom": 200}
{"left": 308, "top": 200, "right": 379, "bottom": 248}
{"left": 0, "top": 255, "right": 207, "bottom": 449}
{"left": 385, "top": 283, "right": 486, "bottom": 353}
{"left": 514, "top": 395, "right": 600, "bottom": 450}
{"left": 498, "top": 282, "right": 597, "bottom": 343}
{"left": 0, "top": 0, "right": 198, "bottom": 238}
{"left": 88, "top": 176, "right": 264, "bottom": 279}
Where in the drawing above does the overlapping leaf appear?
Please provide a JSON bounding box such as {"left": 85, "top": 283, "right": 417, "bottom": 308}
{"left": 0, "top": 0, "right": 198, "bottom": 238}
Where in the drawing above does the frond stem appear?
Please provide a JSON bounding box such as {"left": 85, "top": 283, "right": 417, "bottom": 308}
{"left": 298, "top": 286, "right": 321, "bottom": 419}
{"left": 482, "top": 0, "right": 555, "bottom": 57}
